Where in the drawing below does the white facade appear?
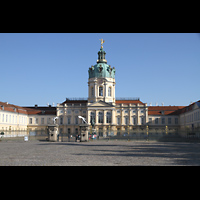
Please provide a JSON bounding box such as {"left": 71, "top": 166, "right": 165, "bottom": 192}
{"left": 180, "top": 102, "right": 200, "bottom": 130}
{"left": 88, "top": 77, "right": 116, "bottom": 104}
{"left": 0, "top": 102, "right": 28, "bottom": 137}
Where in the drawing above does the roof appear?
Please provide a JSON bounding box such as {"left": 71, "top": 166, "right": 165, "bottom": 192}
{"left": 148, "top": 106, "right": 185, "bottom": 116}
{"left": 24, "top": 106, "right": 56, "bottom": 115}
{"left": 61, "top": 99, "right": 88, "bottom": 105}
{"left": 116, "top": 100, "right": 145, "bottom": 105}
{"left": 178, "top": 100, "right": 200, "bottom": 114}
{"left": 0, "top": 101, "right": 28, "bottom": 115}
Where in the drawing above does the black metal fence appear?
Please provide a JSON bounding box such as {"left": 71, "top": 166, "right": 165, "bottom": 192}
{"left": 1, "top": 129, "right": 200, "bottom": 142}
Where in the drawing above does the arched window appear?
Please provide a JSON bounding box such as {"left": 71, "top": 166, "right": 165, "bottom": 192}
{"left": 99, "top": 86, "right": 103, "bottom": 96}
{"left": 108, "top": 87, "right": 112, "bottom": 96}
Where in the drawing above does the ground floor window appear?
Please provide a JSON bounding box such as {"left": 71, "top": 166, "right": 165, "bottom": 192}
{"left": 106, "top": 112, "right": 111, "bottom": 123}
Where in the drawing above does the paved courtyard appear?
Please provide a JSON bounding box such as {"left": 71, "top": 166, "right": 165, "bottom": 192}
{"left": 0, "top": 139, "right": 200, "bottom": 165}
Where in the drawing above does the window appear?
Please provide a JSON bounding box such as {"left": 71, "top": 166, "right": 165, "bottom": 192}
{"left": 60, "top": 117, "right": 63, "bottom": 125}
{"left": 106, "top": 112, "right": 112, "bottom": 123}
{"left": 168, "top": 117, "right": 171, "bottom": 124}
{"left": 99, "top": 128, "right": 103, "bottom": 137}
{"left": 41, "top": 118, "right": 44, "bottom": 124}
{"left": 35, "top": 118, "right": 38, "bottom": 124}
{"left": 29, "top": 118, "right": 32, "bottom": 124}
{"left": 99, "top": 86, "right": 103, "bottom": 96}
{"left": 124, "top": 110, "right": 128, "bottom": 114}
{"left": 125, "top": 117, "right": 128, "bottom": 125}
{"left": 175, "top": 118, "right": 178, "bottom": 124}
{"left": 47, "top": 118, "right": 51, "bottom": 124}
{"left": 117, "top": 117, "right": 120, "bottom": 125}
{"left": 67, "top": 117, "right": 71, "bottom": 124}
{"left": 75, "top": 116, "right": 78, "bottom": 124}
{"left": 67, "top": 110, "right": 71, "bottom": 114}
{"left": 162, "top": 118, "right": 165, "bottom": 124}
{"left": 117, "top": 110, "right": 120, "bottom": 114}
{"left": 155, "top": 118, "right": 158, "bottom": 124}
{"left": 90, "top": 112, "right": 95, "bottom": 124}
{"left": 133, "top": 117, "right": 137, "bottom": 125}
{"left": 98, "top": 112, "right": 103, "bottom": 123}
{"left": 108, "top": 87, "right": 111, "bottom": 96}
{"left": 141, "top": 117, "right": 144, "bottom": 125}
{"left": 149, "top": 118, "right": 152, "bottom": 124}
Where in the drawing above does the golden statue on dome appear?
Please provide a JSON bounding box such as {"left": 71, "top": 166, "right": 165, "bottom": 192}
{"left": 99, "top": 39, "right": 105, "bottom": 48}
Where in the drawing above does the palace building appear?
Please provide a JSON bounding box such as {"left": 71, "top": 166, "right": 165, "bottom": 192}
{"left": 1, "top": 40, "right": 200, "bottom": 138}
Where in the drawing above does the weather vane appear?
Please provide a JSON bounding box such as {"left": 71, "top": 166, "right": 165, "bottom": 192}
{"left": 99, "top": 39, "right": 105, "bottom": 48}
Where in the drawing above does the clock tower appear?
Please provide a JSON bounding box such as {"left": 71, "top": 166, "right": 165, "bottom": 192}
{"left": 88, "top": 40, "right": 116, "bottom": 105}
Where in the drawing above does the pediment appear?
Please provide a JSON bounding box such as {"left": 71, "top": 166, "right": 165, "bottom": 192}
{"left": 88, "top": 100, "right": 114, "bottom": 107}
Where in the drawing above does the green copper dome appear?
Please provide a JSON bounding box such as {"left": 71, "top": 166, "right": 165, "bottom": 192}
{"left": 88, "top": 47, "right": 115, "bottom": 79}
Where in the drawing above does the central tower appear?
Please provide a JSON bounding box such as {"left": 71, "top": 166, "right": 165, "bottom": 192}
{"left": 88, "top": 39, "right": 116, "bottom": 105}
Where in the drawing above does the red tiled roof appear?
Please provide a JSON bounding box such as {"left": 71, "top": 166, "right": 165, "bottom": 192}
{"left": 148, "top": 106, "right": 185, "bottom": 116}
{"left": 0, "top": 101, "right": 56, "bottom": 115}
{"left": 116, "top": 100, "right": 145, "bottom": 105}
{"left": 0, "top": 101, "right": 28, "bottom": 114}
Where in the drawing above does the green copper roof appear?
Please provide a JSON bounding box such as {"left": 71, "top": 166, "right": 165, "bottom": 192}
{"left": 88, "top": 48, "right": 115, "bottom": 79}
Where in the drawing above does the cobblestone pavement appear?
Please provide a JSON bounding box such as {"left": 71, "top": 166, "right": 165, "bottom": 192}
{"left": 0, "top": 140, "right": 200, "bottom": 165}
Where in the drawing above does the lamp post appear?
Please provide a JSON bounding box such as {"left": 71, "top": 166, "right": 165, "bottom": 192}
{"left": 146, "top": 125, "right": 149, "bottom": 141}
{"left": 165, "top": 126, "right": 168, "bottom": 135}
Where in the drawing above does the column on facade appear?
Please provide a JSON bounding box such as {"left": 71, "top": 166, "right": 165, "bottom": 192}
{"left": 87, "top": 110, "right": 90, "bottom": 125}
{"left": 129, "top": 107, "right": 132, "bottom": 126}
{"left": 111, "top": 109, "right": 115, "bottom": 125}
{"left": 104, "top": 82, "right": 107, "bottom": 101}
{"left": 113, "top": 82, "right": 115, "bottom": 102}
{"left": 103, "top": 110, "right": 107, "bottom": 124}
{"left": 94, "top": 82, "right": 97, "bottom": 99}
{"left": 137, "top": 104, "right": 140, "bottom": 125}
{"left": 121, "top": 105, "right": 124, "bottom": 126}
{"left": 71, "top": 108, "right": 74, "bottom": 125}
{"left": 88, "top": 82, "right": 90, "bottom": 99}
{"left": 95, "top": 110, "right": 98, "bottom": 125}
{"left": 145, "top": 104, "right": 148, "bottom": 124}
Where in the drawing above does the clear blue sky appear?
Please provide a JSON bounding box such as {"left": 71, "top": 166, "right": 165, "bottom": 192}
{"left": 0, "top": 33, "right": 199, "bottom": 106}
